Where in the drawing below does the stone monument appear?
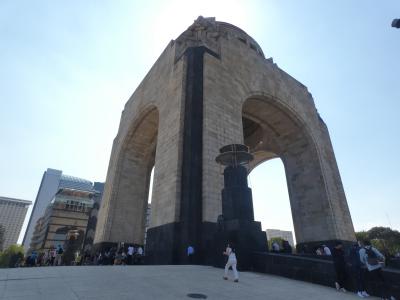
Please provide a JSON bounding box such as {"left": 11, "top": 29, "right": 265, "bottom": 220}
{"left": 94, "top": 16, "right": 356, "bottom": 264}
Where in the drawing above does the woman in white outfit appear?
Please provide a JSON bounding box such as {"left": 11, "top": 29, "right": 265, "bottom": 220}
{"left": 223, "top": 244, "right": 239, "bottom": 282}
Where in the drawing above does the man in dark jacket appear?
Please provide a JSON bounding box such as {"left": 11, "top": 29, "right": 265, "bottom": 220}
{"left": 332, "top": 241, "right": 347, "bottom": 292}
{"left": 349, "top": 242, "right": 369, "bottom": 297}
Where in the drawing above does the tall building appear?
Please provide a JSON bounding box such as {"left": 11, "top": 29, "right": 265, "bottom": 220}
{"left": 30, "top": 188, "right": 95, "bottom": 254}
{"left": 0, "top": 196, "right": 32, "bottom": 250}
{"left": 266, "top": 229, "right": 295, "bottom": 247}
{"left": 23, "top": 168, "right": 95, "bottom": 252}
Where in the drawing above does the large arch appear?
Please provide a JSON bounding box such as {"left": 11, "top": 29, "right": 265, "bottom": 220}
{"left": 97, "top": 106, "right": 159, "bottom": 247}
{"left": 95, "top": 17, "right": 355, "bottom": 264}
{"left": 242, "top": 96, "right": 338, "bottom": 246}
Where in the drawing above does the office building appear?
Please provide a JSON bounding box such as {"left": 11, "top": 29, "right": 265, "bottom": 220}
{"left": 0, "top": 196, "right": 32, "bottom": 250}
{"left": 30, "top": 188, "right": 95, "bottom": 253}
{"left": 23, "top": 168, "right": 96, "bottom": 252}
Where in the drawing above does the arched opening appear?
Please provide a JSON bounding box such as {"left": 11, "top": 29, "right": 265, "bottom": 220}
{"left": 110, "top": 106, "right": 159, "bottom": 245}
{"left": 248, "top": 158, "right": 295, "bottom": 248}
{"left": 242, "top": 97, "right": 329, "bottom": 248}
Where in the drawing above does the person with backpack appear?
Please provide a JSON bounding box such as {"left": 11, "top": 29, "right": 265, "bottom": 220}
{"left": 223, "top": 243, "right": 239, "bottom": 282}
{"left": 349, "top": 242, "right": 368, "bottom": 298}
{"left": 359, "top": 240, "right": 388, "bottom": 299}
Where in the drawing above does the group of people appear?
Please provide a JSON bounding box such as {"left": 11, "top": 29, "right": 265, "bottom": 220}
{"left": 96, "top": 245, "right": 144, "bottom": 265}
{"left": 22, "top": 244, "right": 144, "bottom": 267}
{"left": 25, "top": 244, "right": 64, "bottom": 267}
{"left": 330, "top": 240, "right": 394, "bottom": 299}
{"left": 17, "top": 239, "right": 399, "bottom": 299}
{"left": 271, "top": 240, "right": 293, "bottom": 254}
{"left": 316, "top": 244, "right": 332, "bottom": 256}
{"left": 222, "top": 240, "right": 396, "bottom": 300}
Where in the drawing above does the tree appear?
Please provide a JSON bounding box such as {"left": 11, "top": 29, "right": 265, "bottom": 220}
{"left": 355, "top": 227, "right": 400, "bottom": 256}
{"left": 0, "top": 244, "right": 24, "bottom": 268}
{"left": 355, "top": 231, "right": 368, "bottom": 242}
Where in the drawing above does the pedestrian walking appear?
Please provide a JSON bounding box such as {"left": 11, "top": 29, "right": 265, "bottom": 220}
{"left": 223, "top": 243, "right": 239, "bottom": 282}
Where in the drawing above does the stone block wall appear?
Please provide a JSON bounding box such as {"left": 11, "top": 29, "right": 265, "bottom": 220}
{"left": 94, "top": 41, "right": 186, "bottom": 246}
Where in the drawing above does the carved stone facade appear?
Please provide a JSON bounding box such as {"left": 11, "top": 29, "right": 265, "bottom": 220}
{"left": 94, "top": 17, "right": 355, "bottom": 263}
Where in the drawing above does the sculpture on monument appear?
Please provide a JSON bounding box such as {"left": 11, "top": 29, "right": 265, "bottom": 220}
{"left": 93, "top": 16, "right": 356, "bottom": 265}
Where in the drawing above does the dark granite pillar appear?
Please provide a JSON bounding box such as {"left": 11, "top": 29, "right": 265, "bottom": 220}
{"left": 214, "top": 145, "right": 268, "bottom": 270}
{"left": 146, "top": 46, "right": 219, "bottom": 265}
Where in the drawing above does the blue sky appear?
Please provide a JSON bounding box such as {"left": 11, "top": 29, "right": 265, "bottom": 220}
{"left": 0, "top": 1, "right": 399, "bottom": 243}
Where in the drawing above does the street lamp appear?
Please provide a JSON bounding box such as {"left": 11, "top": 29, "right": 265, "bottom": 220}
{"left": 392, "top": 19, "right": 400, "bottom": 29}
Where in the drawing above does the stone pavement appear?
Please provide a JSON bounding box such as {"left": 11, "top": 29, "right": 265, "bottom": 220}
{"left": 0, "top": 265, "right": 378, "bottom": 300}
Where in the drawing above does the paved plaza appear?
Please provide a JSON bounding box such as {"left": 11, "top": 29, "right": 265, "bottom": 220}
{"left": 0, "top": 265, "right": 380, "bottom": 300}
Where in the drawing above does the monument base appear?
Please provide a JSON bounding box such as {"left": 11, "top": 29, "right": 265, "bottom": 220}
{"left": 145, "top": 222, "right": 181, "bottom": 264}
{"left": 213, "top": 219, "right": 268, "bottom": 270}
{"left": 145, "top": 221, "right": 220, "bottom": 265}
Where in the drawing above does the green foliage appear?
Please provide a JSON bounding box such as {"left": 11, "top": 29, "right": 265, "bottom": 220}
{"left": 0, "top": 244, "right": 24, "bottom": 268}
{"left": 268, "top": 237, "right": 284, "bottom": 249}
{"left": 355, "top": 231, "right": 368, "bottom": 242}
{"left": 355, "top": 227, "right": 400, "bottom": 256}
